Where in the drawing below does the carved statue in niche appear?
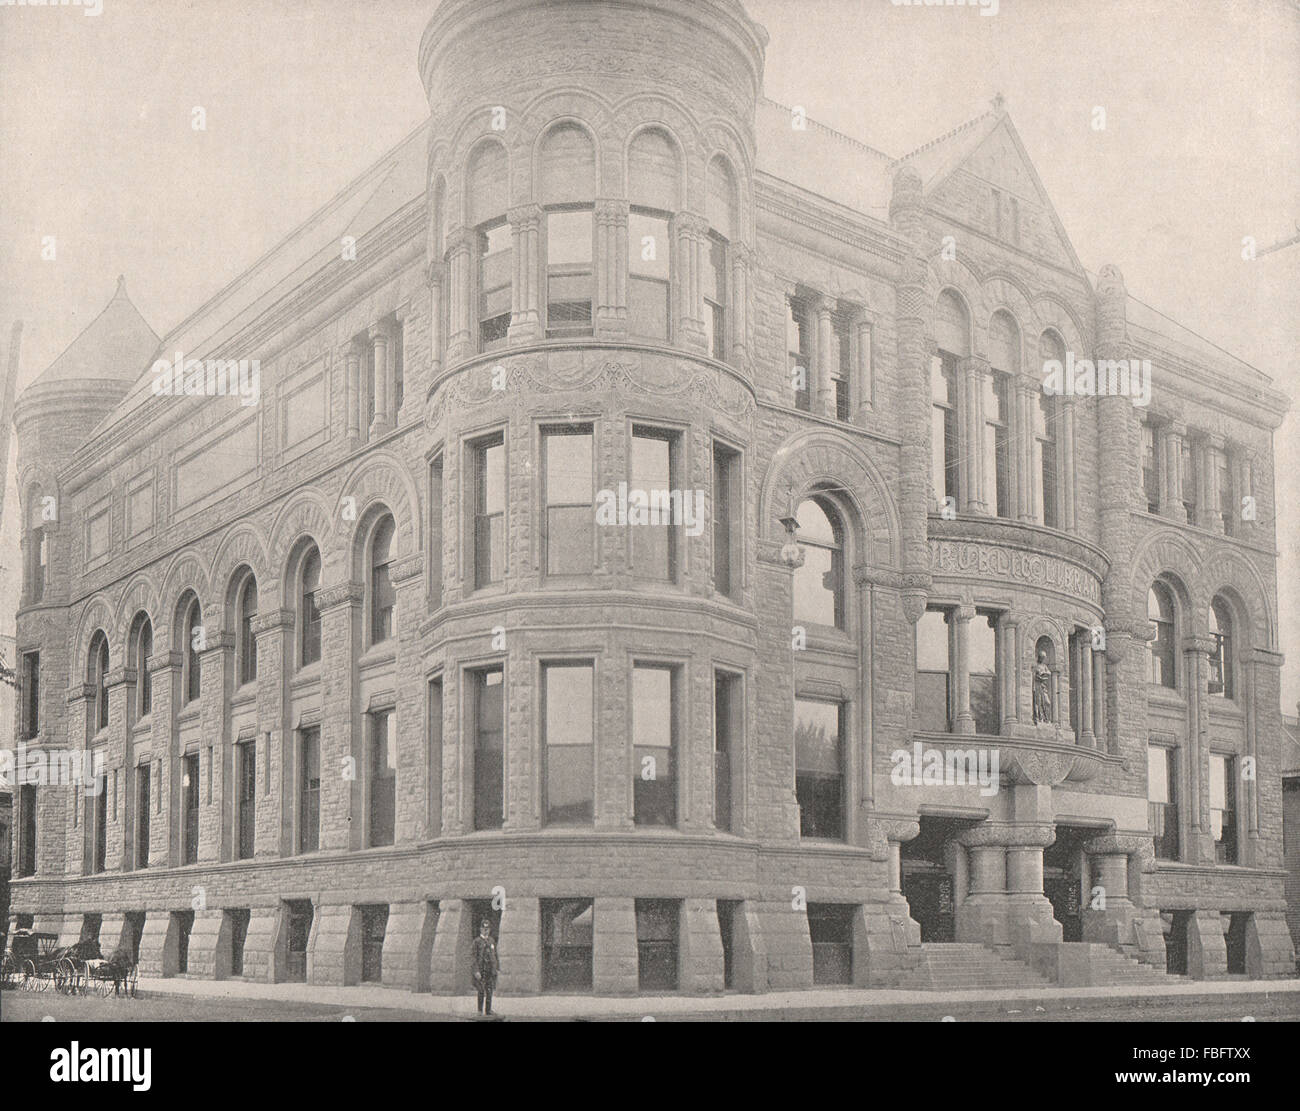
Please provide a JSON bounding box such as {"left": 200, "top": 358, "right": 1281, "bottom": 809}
{"left": 1032, "top": 648, "right": 1054, "bottom": 725}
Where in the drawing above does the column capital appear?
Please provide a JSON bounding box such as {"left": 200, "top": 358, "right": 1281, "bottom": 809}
{"left": 595, "top": 197, "right": 629, "bottom": 224}
{"left": 1181, "top": 633, "right": 1216, "bottom": 657}
{"left": 250, "top": 609, "right": 294, "bottom": 636}
{"left": 955, "top": 602, "right": 976, "bottom": 622}
{"left": 425, "top": 259, "right": 445, "bottom": 288}
{"left": 391, "top": 552, "right": 425, "bottom": 585}
{"left": 444, "top": 225, "right": 476, "bottom": 257}
{"left": 316, "top": 582, "right": 365, "bottom": 611}
{"left": 368, "top": 319, "right": 394, "bottom": 344}
{"left": 105, "top": 666, "right": 136, "bottom": 690}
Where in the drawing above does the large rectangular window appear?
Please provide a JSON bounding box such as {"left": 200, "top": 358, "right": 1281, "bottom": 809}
{"left": 1036, "top": 394, "right": 1059, "bottom": 527}
{"left": 429, "top": 454, "right": 444, "bottom": 610}
{"left": 472, "top": 668, "right": 505, "bottom": 831}
{"left": 236, "top": 740, "right": 255, "bottom": 860}
{"left": 808, "top": 903, "right": 854, "bottom": 985}
{"left": 360, "top": 904, "right": 389, "bottom": 984}
{"left": 931, "top": 352, "right": 959, "bottom": 506}
{"left": 983, "top": 372, "right": 1010, "bottom": 518}
{"left": 970, "top": 611, "right": 1000, "bottom": 736}
{"left": 428, "top": 677, "right": 443, "bottom": 838}
{"left": 1142, "top": 421, "right": 1160, "bottom": 513}
{"left": 478, "top": 221, "right": 512, "bottom": 351}
{"left": 543, "top": 427, "right": 594, "bottom": 576}
{"left": 631, "top": 428, "right": 678, "bottom": 582}
{"left": 93, "top": 772, "right": 108, "bottom": 874}
{"left": 19, "top": 784, "right": 37, "bottom": 877}
{"left": 368, "top": 710, "right": 396, "bottom": 848}
{"left": 472, "top": 436, "right": 506, "bottom": 589}
{"left": 628, "top": 209, "right": 670, "bottom": 340}
{"left": 795, "top": 698, "right": 844, "bottom": 840}
{"left": 1181, "top": 440, "right": 1198, "bottom": 521}
{"left": 299, "top": 727, "right": 320, "bottom": 854}
{"left": 546, "top": 208, "right": 593, "bottom": 336}
{"left": 21, "top": 650, "right": 38, "bottom": 738}
{"left": 633, "top": 664, "right": 677, "bottom": 827}
{"left": 916, "top": 609, "right": 952, "bottom": 733}
{"left": 181, "top": 754, "right": 199, "bottom": 865}
{"left": 636, "top": 899, "right": 679, "bottom": 991}
{"left": 135, "top": 764, "right": 151, "bottom": 868}
{"left": 542, "top": 898, "right": 594, "bottom": 991}
{"left": 1148, "top": 745, "right": 1179, "bottom": 861}
{"left": 787, "top": 297, "right": 812, "bottom": 411}
{"left": 712, "top": 442, "right": 740, "bottom": 598}
{"left": 714, "top": 670, "right": 742, "bottom": 832}
{"left": 1217, "top": 449, "right": 1234, "bottom": 535}
{"left": 832, "top": 312, "right": 853, "bottom": 421}
{"left": 703, "top": 234, "right": 727, "bottom": 359}
{"left": 543, "top": 662, "right": 594, "bottom": 825}
{"left": 1211, "top": 755, "right": 1238, "bottom": 865}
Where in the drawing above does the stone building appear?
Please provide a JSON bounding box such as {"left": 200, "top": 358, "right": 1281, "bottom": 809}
{"left": 6, "top": 0, "right": 1293, "bottom": 994}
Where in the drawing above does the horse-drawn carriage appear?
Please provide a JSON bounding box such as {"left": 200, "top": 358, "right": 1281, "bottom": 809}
{"left": 0, "top": 930, "right": 138, "bottom": 996}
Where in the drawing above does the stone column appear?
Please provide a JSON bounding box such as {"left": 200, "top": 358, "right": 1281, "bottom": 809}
{"left": 595, "top": 198, "right": 629, "bottom": 339}
{"left": 1163, "top": 423, "right": 1186, "bottom": 522}
{"left": 1183, "top": 633, "right": 1214, "bottom": 863}
{"left": 393, "top": 302, "right": 410, "bottom": 422}
{"left": 507, "top": 203, "right": 542, "bottom": 342}
{"left": 673, "top": 211, "right": 708, "bottom": 352}
{"left": 855, "top": 317, "right": 873, "bottom": 415}
{"left": 1090, "top": 646, "right": 1106, "bottom": 750}
{"left": 150, "top": 652, "right": 182, "bottom": 868}
{"left": 343, "top": 340, "right": 362, "bottom": 444}
{"left": 197, "top": 630, "right": 233, "bottom": 864}
{"left": 390, "top": 553, "right": 425, "bottom": 843}
{"left": 1202, "top": 435, "right": 1223, "bottom": 533}
{"left": 1235, "top": 449, "right": 1254, "bottom": 536}
{"left": 953, "top": 604, "right": 975, "bottom": 734}
{"left": 815, "top": 296, "right": 834, "bottom": 417}
{"left": 316, "top": 583, "right": 362, "bottom": 852}
{"left": 1077, "top": 636, "right": 1094, "bottom": 747}
{"left": 105, "top": 666, "right": 132, "bottom": 871}
{"left": 251, "top": 608, "right": 292, "bottom": 857}
{"left": 887, "top": 168, "right": 933, "bottom": 607}
{"left": 1080, "top": 832, "right": 1161, "bottom": 962}
{"left": 729, "top": 241, "right": 753, "bottom": 370}
{"left": 999, "top": 615, "right": 1019, "bottom": 733}
{"left": 1061, "top": 397, "right": 1077, "bottom": 530}
{"left": 444, "top": 227, "right": 474, "bottom": 363}
{"left": 962, "top": 356, "right": 989, "bottom": 514}
{"left": 426, "top": 261, "right": 444, "bottom": 375}
{"left": 1015, "top": 379, "right": 1037, "bottom": 522}
{"left": 368, "top": 322, "right": 392, "bottom": 438}
{"left": 592, "top": 896, "right": 639, "bottom": 994}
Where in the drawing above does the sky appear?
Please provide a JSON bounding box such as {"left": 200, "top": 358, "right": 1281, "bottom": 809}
{"left": 1, "top": 0, "right": 1297, "bottom": 706}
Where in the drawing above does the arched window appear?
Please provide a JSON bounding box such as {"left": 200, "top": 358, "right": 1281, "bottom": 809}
{"left": 467, "top": 142, "right": 511, "bottom": 352}
{"left": 931, "top": 291, "right": 968, "bottom": 506}
{"left": 1148, "top": 583, "right": 1176, "bottom": 689}
{"left": 627, "top": 129, "right": 680, "bottom": 342}
{"left": 369, "top": 515, "right": 396, "bottom": 645}
{"left": 88, "top": 631, "right": 109, "bottom": 733}
{"left": 236, "top": 572, "right": 258, "bottom": 686}
{"left": 985, "top": 312, "right": 1019, "bottom": 518}
{"left": 541, "top": 123, "right": 596, "bottom": 337}
{"left": 793, "top": 496, "right": 845, "bottom": 629}
{"left": 129, "top": 613, "right": 153, "bottom": 719}
{"left": 299, "top": 546, "right": 322, "bottom": 668}
{"left": 27, "top": 490, "right": 48, "bottom": 602}
{"left": 704, "top": 155, "right": 737, "bottom": 359}
{"left": 182, "top": 595, "right": 203, "bottom": 703}
{"left": 1209, "top": 596, "right": 1234, "bottom": 699}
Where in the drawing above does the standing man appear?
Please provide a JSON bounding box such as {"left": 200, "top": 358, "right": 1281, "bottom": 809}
{"left": 472, "top": 918, "right": 500, "bottom": 1017}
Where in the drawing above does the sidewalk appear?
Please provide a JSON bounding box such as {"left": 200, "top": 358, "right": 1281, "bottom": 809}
{"left": 132, "top": 974, "right": 1300, "bottom": 1021}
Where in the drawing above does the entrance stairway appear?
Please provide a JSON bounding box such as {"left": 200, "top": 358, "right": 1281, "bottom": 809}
{"left": 908, "top": 943, "right": 1055, "bottom": 991}
{"left": 904, "top": 942, "right": 1178, "bottom": 991}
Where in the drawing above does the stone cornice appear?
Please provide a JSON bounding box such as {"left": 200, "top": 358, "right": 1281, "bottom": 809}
{"left": 755, "top": 175, "right": 906, "bottom": 264}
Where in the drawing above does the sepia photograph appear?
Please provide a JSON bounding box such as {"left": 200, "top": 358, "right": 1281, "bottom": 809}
{"left": 0, "top": 0, "right": 1297, "bottom": 1084}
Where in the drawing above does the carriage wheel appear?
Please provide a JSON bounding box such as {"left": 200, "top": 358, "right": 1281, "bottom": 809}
{"left": 54, "top": 957, "right": 75, "bottom": 994}
{"left": 96, "top": 972, "right": 114, "bottom": 998}
{"left": 20, "top": 960, "right": 37, "bottom": 991}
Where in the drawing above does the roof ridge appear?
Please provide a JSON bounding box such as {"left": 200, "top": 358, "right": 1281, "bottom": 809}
{"left": 759, "top": 97, "right": 895, "bottom": 162}
{"left": 893, "top": 109, "right": 994, "bottom": 165}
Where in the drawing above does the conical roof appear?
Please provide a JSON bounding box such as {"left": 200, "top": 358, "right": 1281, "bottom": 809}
{"left": 30, "top": 276, "right": 159, "bottom": 388}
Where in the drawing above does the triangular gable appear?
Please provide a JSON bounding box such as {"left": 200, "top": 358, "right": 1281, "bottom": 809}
{"left": 903, "top": 111, "right": 1087, "bottom": 278}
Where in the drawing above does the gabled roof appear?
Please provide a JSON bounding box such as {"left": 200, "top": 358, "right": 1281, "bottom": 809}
{"left": 30, "top": 276, "right": 159, "bottom": 389}
{"left": 895, "top": 105, "right": 1087, "bottom": 278}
